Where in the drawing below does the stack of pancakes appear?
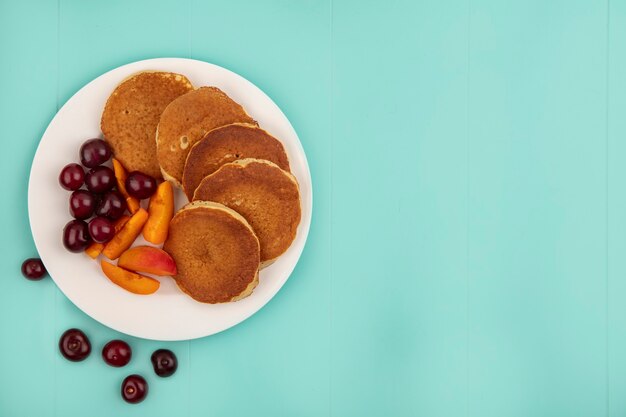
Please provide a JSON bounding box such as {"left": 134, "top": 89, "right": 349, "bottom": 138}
{"left": 101, "top": 71, "right": 301, "bottom": 304}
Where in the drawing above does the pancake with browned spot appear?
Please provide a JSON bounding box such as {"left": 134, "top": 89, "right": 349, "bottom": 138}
{"left": 182, "top": 123, "right": 290, "bottom": 199}
{"left": 101, "top": 71, "right": 193, "bottom": 178}
{"left": 163, "top": 201, "right": 260, "bottom": 304}
{"left": 156, "top": 87, "right": 256, "bottom": 186}
{"left": 193, "top": 159, "right": 301, "bottom": 267}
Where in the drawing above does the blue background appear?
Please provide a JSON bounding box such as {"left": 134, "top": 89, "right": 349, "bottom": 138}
{"left": 1, "top": 0, "right": 625, "bottom": 416}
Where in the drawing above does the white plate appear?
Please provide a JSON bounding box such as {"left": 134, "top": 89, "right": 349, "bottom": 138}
{"left": 28, "top": 58, "right": 312, "bottom": 341}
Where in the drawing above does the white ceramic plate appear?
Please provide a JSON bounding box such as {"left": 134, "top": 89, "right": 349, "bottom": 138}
{"left": 28, "top": 58, "right": 312, "bottom": 341}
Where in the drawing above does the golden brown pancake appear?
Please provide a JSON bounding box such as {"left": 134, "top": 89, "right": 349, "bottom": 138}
{"left": 101, "top": 71, "right": 193, "bottom": 178}
{"left": 156, "top": 87, "right": 256, "bottom": 186}
{"left": 182, "top": 123, "right": 291, "bottom": 199}
{"left": 163, "top": 201, "right": 260, "bottom": 304}
{"left": 193, "top": 159, "right": 301, "bottom": 267}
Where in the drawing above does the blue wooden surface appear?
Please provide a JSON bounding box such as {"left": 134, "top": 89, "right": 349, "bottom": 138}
{"left": 0, "top": 0, "right": 624, "bottom": 416}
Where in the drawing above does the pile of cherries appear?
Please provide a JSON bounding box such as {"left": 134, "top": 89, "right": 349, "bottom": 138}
{"left": 59, "top": 328, "right": 177, "bottom": 404}
{"left": 22, "top": 138, "right": 175, "bottom": 404}
{"left": 59, "top": 138, "right": 157, "bottom": 252}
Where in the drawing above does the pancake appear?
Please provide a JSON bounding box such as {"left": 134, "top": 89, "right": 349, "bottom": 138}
{"left": 163, "top": 201, "right": 260, "bottom": 304}
{"left": 193, "top": 159, "right": 301, "bottom": 267}
{"left": 101, "top": 71, "right": 193, "bottom": 178}
{"left": 182, "top": 123, "right": 291, "bottom": 199}
{"left": 156, "top": 87, "right": 256, "bottom": 186}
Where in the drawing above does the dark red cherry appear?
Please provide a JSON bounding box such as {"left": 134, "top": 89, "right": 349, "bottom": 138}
{"left": 151, "top": 349, "right": 178, "bottom": 377}
{"left": 125, "top": 171, "right": 157, "bottom": 199}
{"left": 69, "top": 190, "right": 97, "bottom": 219}
{"left": 80, "top": 139, "right": 112, "bottom": 168}
{"left": 62, "top": 220, "right": 92, "bottom": 252}
{"left": 121, "top": 375, "right": 148, "bottom": 404}
{"left": 102, "top": 340, "right": 132, "bottom": 367}
{"left": 85, "top": 166, "right": 115, "bottom": 194}
{"left": 88, "top": 216, "right": 115, "bottom": 243}
{"left": 21, "top": 258, "right": 47, "bottom": 280}
{"left": 95, "top": 190, "right": 127, "bottom": 220}
{"left": 59, "top": 329, "right": 91, "bottom": 362}
{"left": 59, "top": 163, "right": 85, "bottom": 190}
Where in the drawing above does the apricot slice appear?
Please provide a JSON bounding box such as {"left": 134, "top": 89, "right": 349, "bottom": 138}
{"left": 85, "top": 215, "right": 130, "bottom": 259}
{"left": 100, "top": 260, "right": 160, "bottom": 295}
{"left": 102, "top": 208, "right": 149, "bottom": 260}
{"left": 143, "top": 181, "right": 174, "bottom": 245}
{"left": 85, "top": 243, "right": 104, "bottom": 259}
{"left": 118, "top": 246, "right": 177, "bottom": 276}
{"left": 112, "top": 158, "right": 140, "bottom": 214}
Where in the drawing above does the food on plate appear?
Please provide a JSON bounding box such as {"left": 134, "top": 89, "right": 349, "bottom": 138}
{"left": 85, "top": 166, "right": 116, "bottom": 194}
{"left": 121, "top": 374, "right": 148, "bottom": 404}
{"left": 181, "top": 123, "right": 291, "bottom": 199}
{"left": 156, "top": 86, "right": 256, "bottom": 186}
{"left": 193, "top": 159, "right": 301, "bottom": 267}
{"left": 63, "top": 219, "right": 92, "bottom": 252}
{"left": 102, "top": 208, "right": 149, "bottom": 260}
{"left": 125, "top": 171, "right": 157, "bottom": 199}
{"left": 151, "top": 349, "right": 177, "bottom": 377}
{"left": 59, "top": 328, "right": 91, "bottom": 362}
{"left": 85, "top": 215, "right": 130, "bottom": 259}
{"left": 21, "top": 258, "right": 47, "bottom": 281}
{"left": 95, "top": 190, "right": 127, "bottom": 220}
{"left": 54, "top": 69, "right": 302, "bottom": 304}
{"left": 102, "top": 339, "right": 132, "bottom": 367}
{"left": 163, "top": 201, "right": 260, "bottom": 303}
{"left": 100, "top": 259, "right": 160, "bottom": 295}
{"left": 80, "top": 138, "right": 112, "bottom": 168}
{"left": 101, "top": 71, "right": 193, "bottom": 179}
{"left": 112, "top": 158, "right": 140, "bottom": 213}
{"left": 59, "top": 163, "right": 85, "bottom": 191}
{"left": 69, "top": 190, "right": 97, "bottom": 219}
{"left": 88, "top": 216, "right": 115, "bottom": 243}
{"left": 84, "top": 244, "right": 102, "bottom": 259}
{"left": 118, "top": 246, "right": 176, "bottom": 276}
{"left": 143, "top": 181, "right": 174, "bottom": 244}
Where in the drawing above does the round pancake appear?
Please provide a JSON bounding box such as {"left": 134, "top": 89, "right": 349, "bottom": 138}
{"left": 182, "top": 123, "right": 291, "bottom": 199}
{"left": 163, "top": 201, "right": 260, "bottom": 304}
{"left": 193, "top": 159, "right": 301, "bottom": 267}
{"left": 156, "top": 87, "right": 256, "bottom": 186}
{"left": 101, "top": 71, "right": 193, "bottom": 178}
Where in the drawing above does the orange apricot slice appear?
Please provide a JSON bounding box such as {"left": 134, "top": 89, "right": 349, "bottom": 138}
{"left": 102, "top": 208, "right": 149, "bottom": 260}
{"left": 143, "top": 181, "right": 174, "bottom": 245}
{"left": 100, "top": 260, "right": 160, "bottom": 295}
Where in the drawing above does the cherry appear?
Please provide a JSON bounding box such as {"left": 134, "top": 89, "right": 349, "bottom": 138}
{"left": 69, "top": 190, "right": 97, "bottom": 219}
{"left": 121, "top": 375, "right": 148, "bottom": 404}
{"left": 125, "top": 171, "right": 157, "bottom": 199}
{"left": 151, "top": 349, "right": 178, "bottom": 377}
{"left": 59, "top": 329, "right": 91, "bottom": 362}
{"left": 80, "top": 139, "right": 112, "bottom": 168}
{"left": 85, "top": 166, "right": 115, "bottom": 194}
{"left": 21, "top": 258, "right": 47, "bottom": 280}
{"left": 88, "top": 217, "right": 115, "bottom": 243}
{"left": 102, "top": 340, "right": 132, "bottom": 367}
{"left": 95, "top": 190, "right": 126, "bottom": 220}
{"left": 63, "top": 219, "right": 92, "bottom": 252}
{"left": 59, "top": 163, "right": 85, "bottom": 191}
